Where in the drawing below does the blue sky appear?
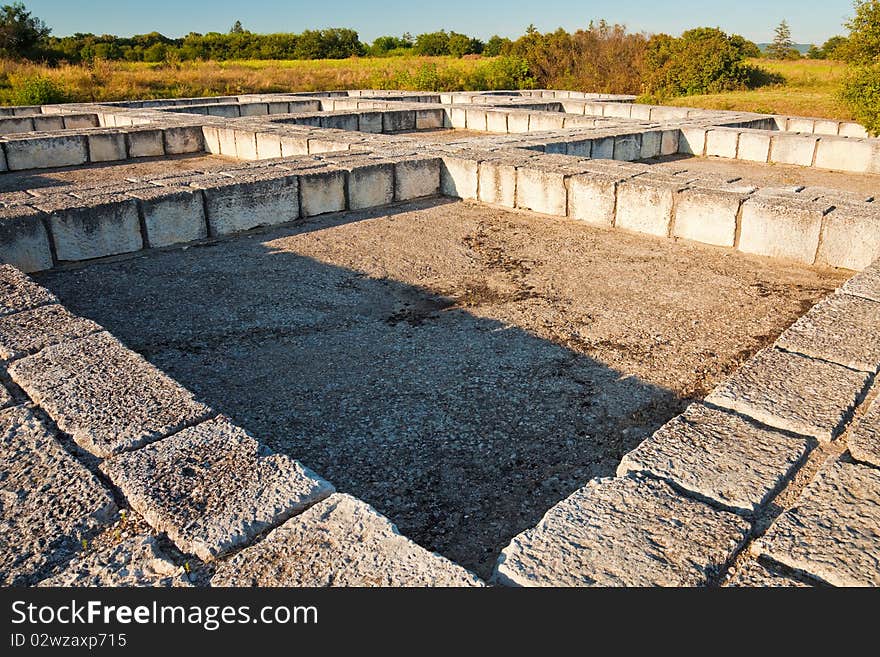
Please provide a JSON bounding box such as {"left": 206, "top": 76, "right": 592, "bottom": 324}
{"left": 25, "top": 0, "right": 856, "bottom": 44}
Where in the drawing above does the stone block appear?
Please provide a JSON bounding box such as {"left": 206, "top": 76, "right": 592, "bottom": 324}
{"left": 776, "top": 292, "right": 880, "bottom": 373}
{"left": 130, "top": 186, "right": 207, "bottom": 248}
{"left": 449, "top": 107, "right": 467, "bottom": 129}
{"left": 615, "top": 179, "right": 678, "bottom": 237}
{"left": 672, "top": 187, "right": 745, "bottom": 247}
{"left": 0, "top": 205, "right": 53, "bottom": 273}
{"left": 5, "top": 135, "right": 88, "bottom": 170}
{"left": 706, "top": 129, "right": 740, "bottom": 158}
{"left": 679, "top": 127, "right": 707, "bottom": 156}
{"left": 850, "top": 390, "right": 880, "bottom": 468}
{"left": 9, "top": 331, "right": 213, "bottom": 457}
{"left": 769, "top": 134, "right": 818, "bottom": 166}
{"left": 738, "top": 197, "right": 825, "bottom": 264}
{"left": 0, "top": 406, "right": 117, "bottom": 586}
{"left": 415, "top": 108, "right": 444, "bottom": 130}
{"left": 163, "top": 126, "right": 205, "bottom": 155}
{"left": 440, "top": 156, "right": 479, "bottom": 200}
{"left": 814, "top": 138, "right": 874, "bottom": 173}
{"left": 211, "top": 494, "right": 482, "bottom": 587}
{"left": 567, "top": 173, "right": 618, "bottom": 227}
{"left": 842, "top": 261, "right": 880, "bottom": 303}
{"left": 394, "top": 158, "right": 440, "bottom": 201}
{"left": 493, "top": 475, "right": 750, "bottom": 587}
{"left": 0, "top": 303, "right": 100, "bottom": 363}
{"left": 515, "top": 166, "right": 567, "bottom": 215}
{"left": 485, "top": 111, "right": 508, "bottom": 133}
{"left": 0, "top": 264, "right": 57, "bottom": 316}
{"left": 357, "top": 111, "right": 383, "bottom": 133}
{"left": 705, "top": 347, "right": 870, "bottom": 441}
{"left": 63, "top": 114, "right": 99, "bottom": 129}
{"left": 382, "top": 110, "right": 415, "bottom": 132}
{"left": 787, "top": 118, "right": 815, "bottom": 133}
{"left": 754, "top": 460, "right": 880, "bottom": 586}
{"left": 528, "top": 113, "right": 564, "bottom": 131}
{"left": 591, "top": 136, "right": 615, "bottom": 160}
{"left": 234, "top": 130, "right": 259, "bottom": 160}
{"left": 465, "top": 108, "right": 488, "bottom": 131}
{"left": 32, "top": 115, "right": 64, "bottom": 131}
{"left": 346, "top": 162, "right": 394, "bottom": 210}
{"left": 506, "top": 112, "right": 530, "bottom": 133}
{"left": 320, "top": 114, "right": 358, "bottom": 131}
{"left": 256, "top": 132, "right": 283, "bottom": 159}
{"left": 300, "top": 169, "right": 347, "bottom": 216}
{"left": 280, "top": 134, "right": 310, "bottom": 157}
{"left": 239, "top": 102, "right": 269, "bottom": 116}
{"left": 736, "top": 131, "right": 772, "bottom": 163}
{"left": 102, "top": 416, "right": 333, "bottom": 561}
{"left": 660, "top": 130, "right": 680, "bottom": 155}
{"left": 206, "top": 104, "right": 239, "bottom": 118}
{"left": 198, "top": 172, "right": 299, "bottom": 236}
{"left": 38, "top": 534, "right": 190, "bottom": 587}
{"left": 618, "top": 404, "right": 810, "bottom": 515}
{"left": 639, "top": 131, "right": 662, "bottom": 159}
{"left": 839, "top": 122, "right": 869, "bottom": 138}
{"left": 38, "top": 195, "right": 143, "bottom": 262}
{"left": 613, "top": 134, "right": 641, "bottom": 161}
{"left": 478, "top": 160, "right": 517, "bottom": 207}
{"left": 126, "top": 129, "right": 165, "bottom": 158}
{"left": 88, "top": 132, "right": 127, "bottom": 163}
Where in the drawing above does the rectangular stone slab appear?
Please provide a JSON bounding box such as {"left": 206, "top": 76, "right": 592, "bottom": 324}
{"left": 775, "top": 293, "right": 880, "bottom": 373}
{"left": 0, "top": 205, "right": 53, "bottom": 273}
{"left": 841, "top": 260, "right": 880, "bottom": 303}
{"left": 849, "top": 391, "right": 880, "bottom": 468}
{"left": 493, "top": 475, "right": 750, "bottom": 587}
{"left": 0, "top": 303, "right": 101, "bottom": 362}
{"left": 754, "top": 459, "right": 880, "bottom": 586}
{"left": 102, "top": 416, "right": 334, "bottom": 561}
{"left": 9, "top": 331, "right": 213, "bottom": 457}
{"left": 705, "top": 348, "right": 870, "bottom": 442}
{"left": 0, "top": 264, "right": 57, "bottom": 316}
{"left": 211, "top": 493, "right": 482, "bottom": 587}
{"left": 618, "top": 404, "right": 811, "bottom": 515}
{"left": 0, "top": 406, "right": 117, "bottom": 585}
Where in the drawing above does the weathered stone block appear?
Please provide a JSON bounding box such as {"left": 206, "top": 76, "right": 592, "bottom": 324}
{"left": 382, "top": 110, "right": 415, "bottom": 132}
{"left": 102, "top": 416, "right": 333, "bottom": 561}
{"left": 842, "top": 261, "right": 880, "bottom": 303}
{"left": 465, "top": 108, "right": 488, "bottom": 131}
{"left": 485, "top": 111, "right": 508, "bottom": 133}
{"left": 394, "top": 158, "right": 440, "bottom": 201}
{"left": 346, "top": 162, "right": 394, "bottom": 210}
{"left": 300, "top": 169, "right": 346, "bottom": 216}
{"left": 256, "top": 132, "right": 283, "bottom": 159}
{"left": 0, "top": 303, "right": 99, "bottom": 363}
{"left": 32, "top": 115, "right": 64, "bottom": 131}
{"left": 567, "top": 173, "right": 618, "bottom": 226}
{"left": 618, "top": 404, "right": 810, "bottom": 515}
{"left": 705, "top": 129, "right": 739, "bottom": 158}
{"left": 705, "top": 347, "right": 870, "bottom": 441}
{"left": 234, "top": 130, "right": 259, "bottom": 160}
{"left": 814, "top": 138, "right": 874, "bottom": 173}
{"left": 211, "top": 494, "right": 482, "bottom": 586}
{"left": 0, "top": 406, "right": 117, "bottom": 586}
{"left": 130, "top": 186, "right": 207, "bottom": 248}
{"left": 198, "top": 172, "right": 299, "bottom": 236}
{"left": 515, "top": 166, "right": 567, "bottom": 215}
{"left": 478, "top": 160, "right": 517, "bottom": 207}
{"left": 440, "top": 156, "right": 479, "bottom": 199}
{"left": 754, "top": 459, "right": 880, "bottom": 586}
{"left": 163, "top": 126, "right": 204, "bottom": 155}
{"left": 126, "top": 129, "right": 165, "bottom": 158}
{"left": 770, "top": 134, "right": 818, "bottom": 166}
{"left": 5, "top": 135, "right": 88, "bottom": 170}
{"left": 357, "top": 111, "right": 383, "bottom": 133}
{"left": 615, "top": 179, "right": 678, "bottom": 237}
{"left": 88, "top": 132, "right": 127, "bottom": 163}
{"left": 506, "top": 112, "right": 530, "bottom": 133}
{"left": 0, "top": 206, "right": 53, "bottom": 273}
{"left": 239, "top": 102, "right": 268, "bottom": 116}
{"left": 0, "top": 264, "right": 57, "bottom": 316}
{"left": 776, "top": 292, "right": 880, "bottom": 373}
{"left": 673, "top": 187, "right": 745, "bottom": 247}
{"left": 494, "top": 475, "right": 750, "bottom": 587}
{"left": 850, "top": 390, "right": 880, "bottom": 468}
{"left": 639, "top": 131, "right": 662, "bottom": 159}
{"left": 737, "top": 131, "right": 771, "bottom": 163}
{"left": 39, "top": 195, "right": 143, "bottom": 262}
{"left": 9, "top": 331, "right": 213, "bottom": 457}
{"left": 280, "top": 134, "right": 310, "bottom": 157}
{"left": 613, "top": 134, "right": 641, "bottom": 161}
{"left": 678, "top": 127, "right": 707, "bottom": 156}
{"left": 415, "top": 108, "right": 444, "bottom": 130}
{"left": 591, "top": 136, "right": 615, "bottom": 159}
{"left": 816, "top": 205, "right": 880, "bottom": 271}
{"left": 738, "top": 197, "right": 825, "bottom": 264}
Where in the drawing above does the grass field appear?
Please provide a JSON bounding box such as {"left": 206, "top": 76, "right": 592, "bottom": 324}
{"left": 663, "top": 58, "right": 852, "bottom": 120}
{"left": 0, "top": 56, "right": 504, "bottom": 104}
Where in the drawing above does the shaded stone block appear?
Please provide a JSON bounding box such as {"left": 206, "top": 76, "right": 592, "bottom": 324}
{"left": 0, "top": 303, "right": 100, "bottom": 363}
{"left": 38, "top": 195, "right": 143, "bottom": 262}
{"left": 0, "top": 205, "right": 53, "bottom": 273}
{"left": 130, "top": 186, "right": 207, "bottom": 248}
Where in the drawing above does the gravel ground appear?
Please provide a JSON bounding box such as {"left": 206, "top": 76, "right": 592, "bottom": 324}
{"left": 36, "top": 198, "right": 848, "bottom": 577}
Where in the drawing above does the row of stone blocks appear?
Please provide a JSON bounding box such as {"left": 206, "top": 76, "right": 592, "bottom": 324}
{"left": 0, "top": 155, "right": 443, "bottom": 272}
{"left": 0, "top": 113, "right": 100, "bottom": 135}
{"left": 440, "top": 151, "right": 880, "bottom": 271}
{"left": 494, "top": 260, "right": 880, "bottom": 587}
{"left": 0, "top": 124, "right": 205, "bottom": 171}
{"left": 681, "top": 125, "right": 880, "bottom": 173}
{"left": 0, "top": 265, "right": 481, "bottom": 586}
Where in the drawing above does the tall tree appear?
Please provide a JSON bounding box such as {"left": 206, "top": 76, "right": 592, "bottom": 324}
{"left": 0, "top": 2, "right": 50, "bottom": 59}
{"left": 229, "top": 20, "right": 245, "bottom": 34}
{"left": 767, "top": 19, "right": 798, "bottom": 59}
{"left": 843, "top": 0, "right": 880, "bottom": 64}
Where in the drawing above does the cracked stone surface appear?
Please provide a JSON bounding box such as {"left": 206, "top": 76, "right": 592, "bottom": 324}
{"left": 39, "top": 534, "right": 190, "bottom": 587}
{"left": 725, "top": 560, "right": 811, "bottom": 587}
{"left": 705, "top": 348, "right": 870, "bottom": 441}
{"left": 8, "top": 331, "right": 213, "bottom": 456}
{"left": 850, "top": 391, "right": 880, "bottom": 468}
{"left": 617, "top": 403, "right": 811, "bottom": 515}
{"left": 0, "top": 405, "right": 117, "bottom": 585}
{"left": 775, "top": 292, "right": 880, "bottom": 373}
{"left": 0, "top": 264, "right": 57, "bottom": 317}
{"left": 102, "top": 415, "right": 334, "bottom": 561}
{"left": 0, "top": 303, "right": 101, "bottom": 362}
{"left": 211, "top": 493, "right": 483, "bottom": 587}
{"left": 754, "top": 459, "right": 880, "bottom": 586}
{"left": 842, "top": 260, "right": 880, "bottom": 303}
{"left": 493, "top": 475, "right": 751, "bottom": 587}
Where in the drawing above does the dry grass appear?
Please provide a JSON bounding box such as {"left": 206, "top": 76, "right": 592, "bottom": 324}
{"left": 662, "top": 58, "right": 852, "bottom": 120}
{"left": 0, "top": 56, "right": 492, "bottom": 104}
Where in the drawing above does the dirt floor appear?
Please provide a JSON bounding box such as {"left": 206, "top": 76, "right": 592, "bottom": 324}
{"left": 35, "top": 199, "right": 849, "bottom": 578}
{"left": 643, "top": 155, "right": 880, "bottom": 197}
{"left": 0, "top": 154, "right": 239, "bottom": 194}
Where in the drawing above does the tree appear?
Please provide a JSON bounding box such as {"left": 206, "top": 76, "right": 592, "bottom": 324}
{"left": 730, "top": 34, "right": 762, "bottom": 58}
{"left": 842, "top": 0, "right": 880, "bottom": 64}
{"left": 414, "top": 30, "right": 450, "bottom": 56}
{"left": 484, "top": 35, "right": 511, "bottom": 57}
{"left": 0, "top": 2, "right": 50, "bottom": 59}
{"left": 821, "top": 35, "right": 849, "bottom": 59}
{"left": 767, "top": 20, "right": 799, "bottom": 59}
{"left": 229, "top": 20, "right": 245, "bottom": 34}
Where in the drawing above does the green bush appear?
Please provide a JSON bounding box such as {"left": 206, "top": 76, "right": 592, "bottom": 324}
{"left": 11, "top": 75, "right": 67, "bottom": 105}
{"left": 839, "top": 64, "right": 880, "bottom": 136}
